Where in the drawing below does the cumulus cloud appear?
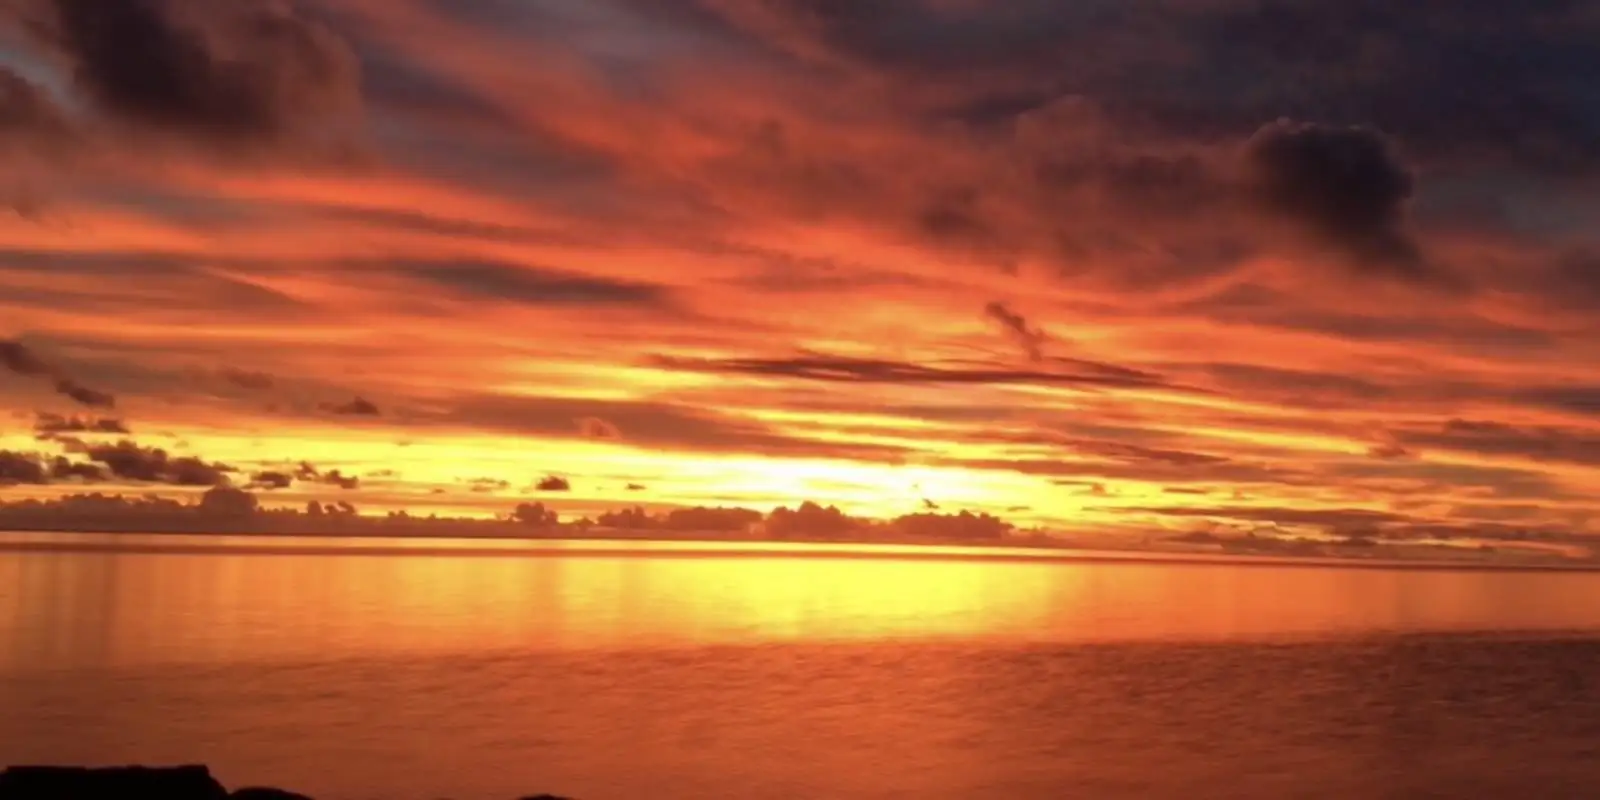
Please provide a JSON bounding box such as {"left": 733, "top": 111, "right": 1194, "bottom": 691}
{"left": 282, "top": 462, "right": 360, "bottom": 490}
{"left": 322, "top": 469, "right": 360, "bottom": 490}
{"left": 890, "top": 510, "right": 1013, "bottom": 541}
{"left": 535, "top": 475, "right": 571, "bottom": 492}
{"left": 248, "top": 470, "right": 293, "bottom": 490}
{"left": 766, "top": 501, "right": 860, "bottom": 538}
{"left": 651, "top": 506, "right": 757, "bottom": 532}
{"left": 0, "top": 451, "right": 48, "bottom": 484}
{"left": 512, "top": 501, "right": 559, "bottom": 527}
{"left": 50, "top": 455, "right": 105, "bottom": 482}
{"left": 3, "top": 0, "right": 1598, "bottom": 535}
{"left": 83, "top": 441, "right": 233, "bottom": 486}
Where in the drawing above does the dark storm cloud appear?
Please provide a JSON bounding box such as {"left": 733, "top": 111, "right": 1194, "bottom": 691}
{"left": 24, "top": 0, "right": 362, "bottom": 147}
{"left": 386, "top": 259, "right": 672, "bottom": 307}
{"left": 983, "top": 301, "right": 1048, "bottom": 362}
{"left": 1241, "top": 120, "right": 1424, "bottom": 275}
{"left": 645, "top": 1, "right": 1597, "bottom": 298}
{"left": 648, "top": 353, "right": 1187, "bottom": 391}
{"left": 1183, "top": 0, "right": 1600, "bottom": 173}
{"left": 699, "top": 0, "right": 1600, "bottom": 173}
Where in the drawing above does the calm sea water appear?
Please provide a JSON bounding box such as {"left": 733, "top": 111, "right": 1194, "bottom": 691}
{"left": 4, "top": 534, "right": 1600, "bottom": 799}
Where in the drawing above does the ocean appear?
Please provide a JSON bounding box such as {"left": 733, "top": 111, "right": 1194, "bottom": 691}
{"left": 4, "top": 534, "right": 1599, "bottom": 799}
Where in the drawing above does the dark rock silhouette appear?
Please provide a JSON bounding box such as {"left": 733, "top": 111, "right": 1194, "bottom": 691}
{"left": 0, "top": 765, "right": 227, "bottom": 799}
{"left": 0, "top": 766, "right": 574, "bottom": 800}
{"left": 231, "top": 788, "right": 314, "bottom": 800}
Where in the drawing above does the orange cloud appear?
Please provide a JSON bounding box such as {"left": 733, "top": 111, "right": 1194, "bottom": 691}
{"left": 0, "top": 0, "right": 1596, "bottom": 542}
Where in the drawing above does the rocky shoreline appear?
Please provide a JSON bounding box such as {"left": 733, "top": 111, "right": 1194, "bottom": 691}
{"left": 0, "top": 766, "right": 573, "bottom": 800}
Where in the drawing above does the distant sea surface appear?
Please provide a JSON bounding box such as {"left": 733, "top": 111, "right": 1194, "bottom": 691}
{"left": 4, "top": 533, "right": 1600, "bottom": 799}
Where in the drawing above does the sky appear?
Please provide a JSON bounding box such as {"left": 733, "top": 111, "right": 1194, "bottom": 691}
{"left": 0, "top": 0, "right": 1599, "bottom": 541}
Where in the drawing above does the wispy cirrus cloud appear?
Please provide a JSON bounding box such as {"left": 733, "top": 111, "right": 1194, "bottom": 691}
{"left": 0, "top": 0, "right": 1595, "bottom": 535}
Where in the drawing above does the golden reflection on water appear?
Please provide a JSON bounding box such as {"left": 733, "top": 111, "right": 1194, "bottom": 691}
{"left": 5, "top": 536, "right": 1600, "bottom": 672}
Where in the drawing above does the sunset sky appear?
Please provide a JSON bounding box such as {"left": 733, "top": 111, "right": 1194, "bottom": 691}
{"left": 1, "top": 0, "right": 1599, "bottom": 540}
